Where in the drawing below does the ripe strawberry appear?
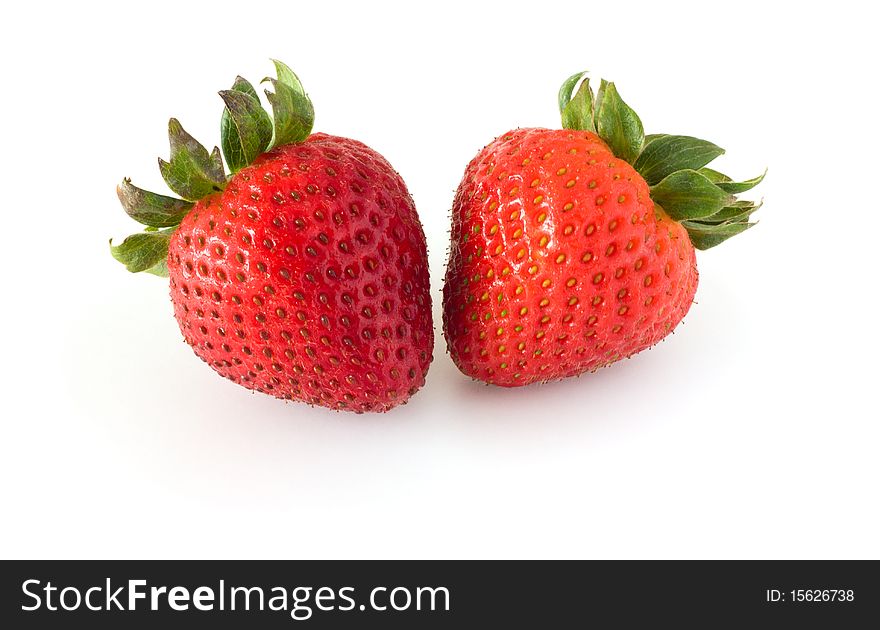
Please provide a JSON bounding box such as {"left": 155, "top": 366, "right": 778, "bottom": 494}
{"left": 112, "top": 61, "right": 432, "bottom": 412}
{"left": 443, "top": 73, "right": 764, "bottom": 386}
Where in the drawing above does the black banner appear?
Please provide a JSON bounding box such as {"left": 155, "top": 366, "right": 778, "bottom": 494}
{"left": 1, "top": 560, "right": 876, "bottom": 627}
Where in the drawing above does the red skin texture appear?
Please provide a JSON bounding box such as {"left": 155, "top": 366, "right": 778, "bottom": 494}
{"left": 168, "top": 134, "right": 433, "bottom": 412}
{"left": 443, "top": 128, "right": 698, "bottom": 386}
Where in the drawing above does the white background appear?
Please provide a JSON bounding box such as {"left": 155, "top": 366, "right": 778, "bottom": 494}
{"left": 1, "top": 0, "right": 878, "bottom": 559}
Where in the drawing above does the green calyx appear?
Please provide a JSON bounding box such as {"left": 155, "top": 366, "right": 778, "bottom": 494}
{"left": 558, "top": 71, "right": 765, "bottom": 250}
{"left": 110, "top": 60, "right": 314, "bottom": 276}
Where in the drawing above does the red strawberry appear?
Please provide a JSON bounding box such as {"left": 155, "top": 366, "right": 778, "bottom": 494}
{"left": 443, "top": 73, "right": 764, "bottom": 386}
{"left": 112, "top": 61, "right": 432, "bottom": 412}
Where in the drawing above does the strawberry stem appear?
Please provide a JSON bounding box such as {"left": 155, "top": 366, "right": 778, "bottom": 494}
{"left": 111, "top": 60, "right": 316, "bottom": 276}
{"left": 558, "top": 71, "right": 766, "bottom": 250}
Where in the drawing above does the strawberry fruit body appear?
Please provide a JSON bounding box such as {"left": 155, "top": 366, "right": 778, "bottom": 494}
{"left": 443, "top": 73, "right": 764, "bottom": 386}
{"left": 112, "top": 62, "right": 432, "bottom": 412}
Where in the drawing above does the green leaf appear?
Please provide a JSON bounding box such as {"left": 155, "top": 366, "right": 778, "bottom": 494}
{"left": 643, "top": 133, "right": 668, "bottom": 147}
{"left": 633, "top": 135, "right": 725, "bottom": 185}
{"left": 594, "top": 79, "right": 608, "bottom": 117}
{"left": 109, "top": 230, "right": 173, "bottom": 274}
{"left": 681, "top": 220, "right": 754, "bottom": 250}
{"left": 699, "top": 167, "right": 767, "bottom": 194}
{"left": 230, "top": 75, "right": 258, "bottom": 100}
{"left": 714, "top": 169, "right": 766, "bottom": 194}
{"left": 594, "top": 80, "right": 644, "bottom": 164}
{"left": 269, "top": 59, "right": 306, "bottom": 98}
{"left": 559, "top": 73, "right": 595, "bottom": 132}
{"left": 698, "top": 200, "right": 762, "bottom": 225}
{"left": 558, "top": 71, "right": 585, "bottom": 114}
{"left": 145, "top": 258, "right": 170, "bottom": 278}
{"left": 221, "top": 76, "right": 261, "bottom": 173}
{"left": 116, "top": 178, "right": 193, "bottom": 228}
{"left": 650, "top": 169, "right": 734, "bottom": 221}
{"left": 698, "top": 167, "right": 730, "bottom": 184}
{"left": 158, "top": 119, "right": 226, "bottom": 201}
{"left": 263, "top": 59, "right": 314, "bottom": 147}
{"left": 219, "top": 89, "right": 273, "bottom": 170}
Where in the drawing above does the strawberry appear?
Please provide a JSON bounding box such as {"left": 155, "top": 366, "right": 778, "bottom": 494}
{"left": 112, "top": 61, "right": 432, "bottom": 412}
{"left": 443, "top": 72, "right": 764, "bottom": 386}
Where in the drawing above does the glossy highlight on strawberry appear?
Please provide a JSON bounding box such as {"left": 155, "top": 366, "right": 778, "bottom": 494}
{"left": 112, "top": 62, "right": 432, "bottom": 412}
{"left": 443, "top": 72, "right": 764, "bottom": 386}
